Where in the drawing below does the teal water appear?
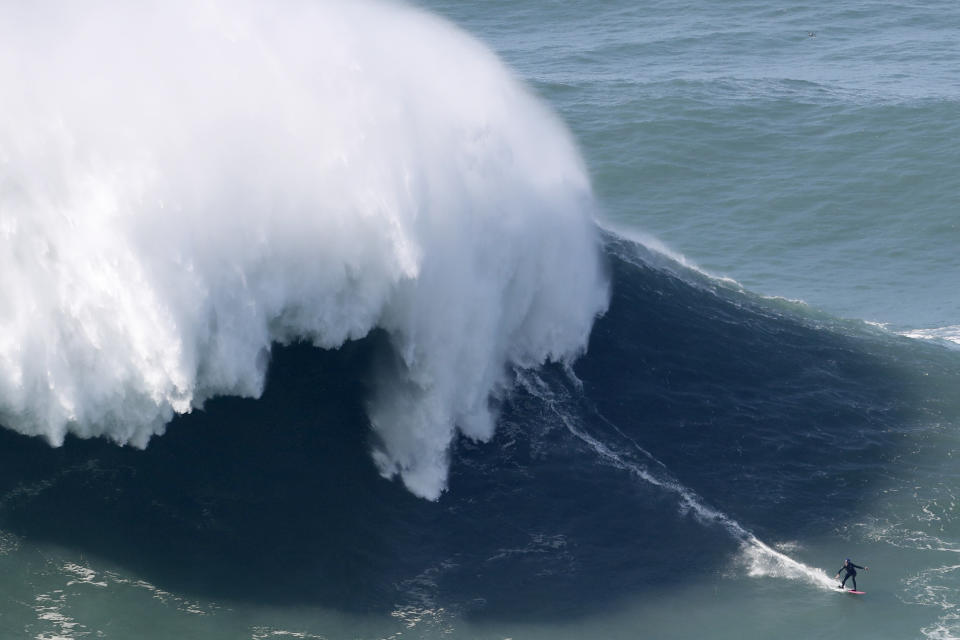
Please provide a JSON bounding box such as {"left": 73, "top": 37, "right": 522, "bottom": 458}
{"left": 2, "top": 1, "right": 959, "bottom": 639}
{"left": 425, "top": 0, "right": 960, "bottom": 333}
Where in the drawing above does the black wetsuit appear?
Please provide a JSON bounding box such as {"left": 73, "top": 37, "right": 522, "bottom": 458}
{"left": 838, "top": 562, "right": 864, "bottom": 590}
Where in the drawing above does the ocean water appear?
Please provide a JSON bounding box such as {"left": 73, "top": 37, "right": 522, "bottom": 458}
{"left": 425, "top": 0, "right": 960, "bottom": 334}
{"left": 1, "top": 1, "right": 958, "bottom": 639}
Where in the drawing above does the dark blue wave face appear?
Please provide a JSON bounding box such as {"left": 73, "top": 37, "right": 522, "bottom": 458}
{"left": 1, "top": 236, "right": 957, "bottom": 624}
{"left": 580, "top": 237, "right": 960, "bottom": 538}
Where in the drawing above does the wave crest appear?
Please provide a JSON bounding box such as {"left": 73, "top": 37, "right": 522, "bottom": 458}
{"left": 0, "top": 0, "right": 609, "bottom": 499}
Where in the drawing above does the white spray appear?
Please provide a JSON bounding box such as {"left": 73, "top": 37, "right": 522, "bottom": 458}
{"left": 0, "top": 0, "right": 609, "bottom": 499}
{"left": 516, "top": 369, "right": 838, "bottom": 591}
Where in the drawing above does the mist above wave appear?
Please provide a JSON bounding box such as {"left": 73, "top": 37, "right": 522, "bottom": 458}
{"left": 0, "top": 0, "right": 608, "bottom": 499}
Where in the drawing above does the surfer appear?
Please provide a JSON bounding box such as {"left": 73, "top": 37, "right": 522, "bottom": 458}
{"left": 835, "top": 558, "right": 868, "bottom": 591}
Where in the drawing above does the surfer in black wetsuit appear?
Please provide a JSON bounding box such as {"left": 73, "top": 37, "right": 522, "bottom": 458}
{"left": 835, "top": 558, "right": 868, "bottom": 590}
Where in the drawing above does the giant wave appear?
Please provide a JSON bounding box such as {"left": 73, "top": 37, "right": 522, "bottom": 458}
{"left": 0, "top": 0, "right": 609, "bottom": 499}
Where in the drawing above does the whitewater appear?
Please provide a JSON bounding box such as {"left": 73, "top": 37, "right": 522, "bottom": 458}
{"left": 0, "top": 0, "right": 607, "bottom": 499}
{"left": 516, "top": 367, "right": 838, "bottom": 592}
{"left": 2, "top": 0, "right": 960, "bottom": 638}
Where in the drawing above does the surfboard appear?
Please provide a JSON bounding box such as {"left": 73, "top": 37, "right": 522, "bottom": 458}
{"left": 836, "top": 588, "right": 865, "bottom": 594}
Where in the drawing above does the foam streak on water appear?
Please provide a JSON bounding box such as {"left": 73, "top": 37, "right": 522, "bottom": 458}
{"left": 900, "top": 327, "right": 960, "bottom": 350}
{"left": 516, "top": 369, "right": 837, "bottom": 592}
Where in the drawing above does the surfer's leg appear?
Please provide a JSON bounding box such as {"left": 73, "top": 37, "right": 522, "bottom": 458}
{"left": 852, "top": 575, "right": 857, "bottom": 591}
{"left": 840, "top": 574, "right": 849, "bottom": 588}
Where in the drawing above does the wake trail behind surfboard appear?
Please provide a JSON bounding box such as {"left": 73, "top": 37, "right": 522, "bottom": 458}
{"left": 515, "top": 368, "right": 838, "bottom": 592}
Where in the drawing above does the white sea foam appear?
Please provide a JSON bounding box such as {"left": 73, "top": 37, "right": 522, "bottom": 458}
{"left": 516, "top": 369, "right": 837, "bottom": 592}
{"left": 862, "top": 321, "right": 960, "bottom": 351}
{"left": 0, "top": 0, "right": 608, "bottom": 499}
{"left": 899, "top": 326, "right": 960, "bottom": 350}
{"left": 906, "top": 564, "right": 960, "bottom": 640}
{"left": 922, "top": 616, "right": 960, "bottom": 640}
{"left": 571, "top": 418, "right": 836, "bottom": 590}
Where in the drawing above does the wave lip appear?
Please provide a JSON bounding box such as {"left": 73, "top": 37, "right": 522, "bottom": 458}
{"left": 899, "top": 326, "right": 960, "bottom": 350}
{"left": 0, "top": 0, "right": 609, "bottom": 499}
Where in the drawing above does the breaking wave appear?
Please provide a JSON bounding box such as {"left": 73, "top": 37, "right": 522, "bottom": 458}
{"left": 0, "top": 0, "right": 608, "bottom": 499}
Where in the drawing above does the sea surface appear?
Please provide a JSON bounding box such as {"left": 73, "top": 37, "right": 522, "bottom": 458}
{"left": 1, "top": 1, "right": 959, "bottom": 639}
